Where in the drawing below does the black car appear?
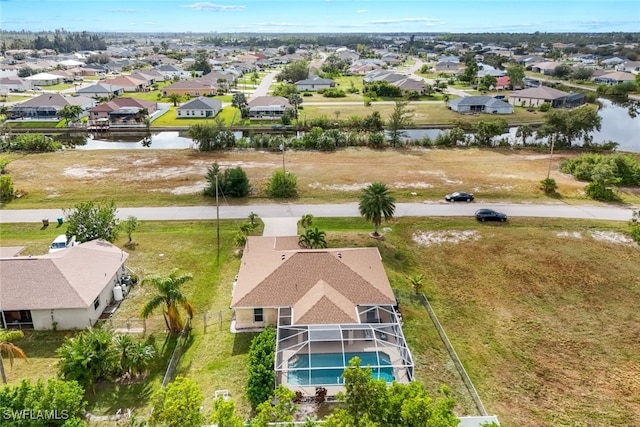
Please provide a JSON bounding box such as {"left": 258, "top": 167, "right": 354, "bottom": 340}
{"left": 445, "top": 191, "right": 474, "bottom": 202}
{"left": 475, "top": 209, "right": 507, "bottom": 222}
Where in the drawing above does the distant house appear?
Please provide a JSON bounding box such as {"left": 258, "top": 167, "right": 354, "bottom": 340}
{"left": 154, "top": 64, "right": 190, "bottom": 80}
{"left": 101, "top": 75, "right": 147, "bottom": 92}
{"left": 392, "top": 78, "right": 426, "bottom": 94}
{"left": 248, "top": 96, "right": 293, "bottom": 119}
{"left": 593, "top": 71, "right": 636, "bottom": 85}
{"left": 619, "top": 61, "right": 640, "bottom": 74}
{"left": 162, "top": 80, "right": 217, "bottom": 97}
{"left": 9, "top": 93, "right": 95, "bottom": 120}
{"left": 435, "top": 61, "right": 460, "bottom": 72}
{"left": 508, "top": 87, "right": 586, "bottom": 108}
{"left": 295, "top": 76, "right": 336, "bottom": 92}
{"left": 89, "top": 98, "right": 157, "bottom": 125}
{"left": 76, "top": 83, "right": 125, "bottom": 99}
{"left": 0, "top": 76, "right": 32, "bottom": 93}
{"left": 363, "top": 70, "right": 406, "bottom": 84}
{"left": 600, "top": 57, "right": 625, "bottom": 68}
{"left": 495, "top": 76, "right": 511, "bottom": 90}
{"left": 448, "top": 96, "right": 514, "bottom": 114}
{"left": 176, "top": 96, "right": 222, "bottom": 119}
{"left": 530, "top": 61, "right": 562, "bottom": 75}
{"left": 24, "top": 72, "right": 64, "bottom": 86}
{"left": 0, "top": 240, "right": 129, "bottom": 330}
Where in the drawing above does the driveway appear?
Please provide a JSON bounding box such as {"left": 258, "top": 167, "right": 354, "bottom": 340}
{"left": 249, "top": 70, "right": 279, "bottom": 101}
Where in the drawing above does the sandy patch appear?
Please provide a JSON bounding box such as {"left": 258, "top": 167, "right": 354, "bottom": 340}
{"left": 412, "top": 230, "right": 480, "bottom": 247}
{"left": 418, "top": 170, "right": 463, "bottom": 185}
{"left": 589, "top": 231, "right": 635, "bottom": 245}
{"left": 307, "top": 182, "right": 370, "bottom": 191}
{"left": 150, "top": 181, "right": 207, "bottom": 195}
{"left": 394, "top": 181, "right": 434, "bottom": 189}
{"left": 63, "top": 166, "right": 118, "bottom": 178}
{"left": 556, "top": 231, "right": 584, "bottom": 239}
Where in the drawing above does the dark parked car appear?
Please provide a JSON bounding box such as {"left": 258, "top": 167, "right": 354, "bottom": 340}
{"left": 475, "top": 209, "right": 507, "bottom": 222}
{"left": 445, "top": 191, "right": 474, "bottom": 202}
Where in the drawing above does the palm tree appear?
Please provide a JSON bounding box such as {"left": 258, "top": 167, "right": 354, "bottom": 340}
{"left": 288, "top": 93, "right": 302, "bottom": 119}
{"left": 299, "top": 227, "right": 327, "bottom": 249}
{"left": 0, "top": 330, "right": 28, "bottom": 384}
{"left": 408, "top": 273, "right": 425, "bottom": 295}
{"left": 359, "top": 182, "right": 396, "bottom": 237}
{"left": 56, "top": 105, "right": 83, "bottom": 125}
{"left": 168, "top": 93, "right": 182, "bottom": 107}
{"left": 300, "top": 213, "right": 314, "bottom": 230}
{"left": 141, "top": 269, "right": 195, "bottom": 334}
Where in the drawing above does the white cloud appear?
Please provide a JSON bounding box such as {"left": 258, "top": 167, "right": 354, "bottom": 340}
{"left": 256, "top": 22, "right": 305, "bottom": 27}
{"left": 106, "top": 8, "right": 137, "bottom": 13}
{"left": 371, "top": 17, "right": 441, "bottom": 24}
{"left": 184, "top": 2, "right": 245, "bottom": 11}
{"left": 356, "top": 9, "right": 367, "bottom": 13}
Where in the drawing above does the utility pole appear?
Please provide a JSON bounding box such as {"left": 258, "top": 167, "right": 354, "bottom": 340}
{"left": 546, "top": 138, "right": 556, "bottom": 180}
{"left": 216, "top": 174, "right": 220, "bottom": 265}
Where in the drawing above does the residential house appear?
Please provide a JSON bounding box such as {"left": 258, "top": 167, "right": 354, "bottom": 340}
{"left": 76, "top": 83, "right": 125, "bottom": 99}
{"left": 10, "top": 93, "right": 95, "bottom": 119}
{"left": 231, "top": 236, "right": 414, "bottom": 396}
{"left": 154, "top": 64, "right": 190, "bottom": 80}
{"left": 295, "top": 76, "right": 336, "bottom": 92}
{"left": 620, "top": 61, "right": 640, "bottom": 75}
{"left": 363, "top": 70, "right": 406, "bottom": 84}
{"left": 392, "top": 78, "right": 426, "bottom": 94}
{"left": 448, "top": 96, "right": 514, "bottom": 114}
{"left": 24, "top": 72, "right": 64, "bottom": 86}
{"left": 0, "top": 240, "right": 129, "bottom": 330}
{"left": 508, "top": 87, "right": 586, "bottom": 108}
{"left": 530, "top": 61, "right": 562, "bottom": 75}
{"left": 176, "top": 97, "right": 222, "bottom": 119}
{"left": 593, "top": 71, "right": 636, "bottom": 85}
{"left": 0, "top": 77, "right": 32, "bottom": 93}
{"left": 600, "top": 57, "right": 625, "bottom": 68}
{"left": 248, "top": 96, "right": 293, "bottom": 119}
{"left": 89, "top": 98, "right": 157, "bottom": 125}
{"left": 101, "top": 75, "right": 148, "bottom": 92}
{"left": 495, "top": 76, "right": 511, "bottom": 90}
{"left": 162, "top": 80, "right": 217, "bottom": 97}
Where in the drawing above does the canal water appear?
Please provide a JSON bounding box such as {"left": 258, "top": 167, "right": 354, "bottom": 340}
{"left": 74, "top": 99, "right": 639, "bottom": 153}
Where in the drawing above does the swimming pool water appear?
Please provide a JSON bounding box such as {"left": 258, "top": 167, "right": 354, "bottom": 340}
{"left": 287, "top": 352, "right": 395, "bottom": 386}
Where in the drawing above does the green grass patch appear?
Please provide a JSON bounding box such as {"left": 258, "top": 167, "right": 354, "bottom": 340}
{"left": 150, "top": 106, "right": 239, "bottom": 127}
{"left": 44, "top": 83, "right": 75, "bottom": 91}
{"left": 5, "top": 120, "right": 61, "bottom": 129}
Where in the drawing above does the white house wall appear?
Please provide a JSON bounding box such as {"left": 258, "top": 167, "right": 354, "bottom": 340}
{"left": 177, "top": 109, "right": 218, "bottom": 118}
{"left": 32, "top": 308, "right": 91, "bottom": 330}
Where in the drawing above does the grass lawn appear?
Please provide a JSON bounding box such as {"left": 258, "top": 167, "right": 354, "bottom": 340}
{"left": 5, "top": 120, "right": 62, "bottom": 129}
{"left": 45, "top": 83, "right": 75, "bottom": 91}
{"left": 3, "top": 147, "right": 639, "bottom": 210}
{"left": 151, "top": 106, "right": 239, "bottom": 127}
{"left": 1, "top": 95, "right": 32, "bottom": 103}
{"left": 2, "top": 216, "right": 639, "bottom": 425}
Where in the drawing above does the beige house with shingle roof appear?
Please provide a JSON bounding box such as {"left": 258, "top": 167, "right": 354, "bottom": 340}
{"left": 0, "top": 240, "right": 129, "bottom": 330}
{"left": 231, "top": 236, "right": 414, "bottom": 396}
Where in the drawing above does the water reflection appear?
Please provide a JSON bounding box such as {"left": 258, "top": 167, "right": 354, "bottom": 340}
{"left": 75, "top": 131, "right": 195, "bottom": 150}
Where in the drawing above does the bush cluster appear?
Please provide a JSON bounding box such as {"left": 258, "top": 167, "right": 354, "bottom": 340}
{"left": 560, "top": 153, "right": 640, "bottom": 186}
{"left": 246, "top": 326, "right": 277, "bottom": 408}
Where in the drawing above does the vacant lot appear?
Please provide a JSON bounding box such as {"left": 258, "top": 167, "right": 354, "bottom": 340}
{"left": 2, "top": 217, "right": 638, "bottom": 426}
{"left": 5, "top": 147, "right": 637, "bottom": 210}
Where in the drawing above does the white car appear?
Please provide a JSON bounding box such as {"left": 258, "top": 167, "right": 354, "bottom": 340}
{"left": 48, "top": 234, "right": 76, "bottom": 253}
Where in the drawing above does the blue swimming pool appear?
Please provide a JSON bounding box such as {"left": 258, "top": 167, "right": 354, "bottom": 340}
{"left": 287, "top": 352, "right": 395, "bottom": 386}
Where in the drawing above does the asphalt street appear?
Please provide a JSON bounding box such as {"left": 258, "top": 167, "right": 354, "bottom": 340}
{"left": 0, "top": 202, "right": 635, "bottom": 224}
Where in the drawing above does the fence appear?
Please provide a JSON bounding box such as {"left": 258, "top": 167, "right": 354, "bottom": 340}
{"left": 394, "top": 288, "right": 488, "bottom": 416}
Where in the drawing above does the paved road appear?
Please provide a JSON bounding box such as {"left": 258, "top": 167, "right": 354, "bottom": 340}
{"left": 0, "top": 202, "right": 635, "bottom": 224}
{"left": 249, "top": 70, "right": 279, "bottom": 101}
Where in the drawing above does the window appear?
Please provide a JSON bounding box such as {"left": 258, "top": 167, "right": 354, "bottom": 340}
{"left": 93, "top": 297, "right": 100, "bottom": 310}
{"left": 254, "top": 308, "right": 264, "bottom": 322}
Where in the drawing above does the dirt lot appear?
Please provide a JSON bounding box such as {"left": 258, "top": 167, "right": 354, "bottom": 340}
{"left": 4, "top": 147, "right": 611, "bottom": 209}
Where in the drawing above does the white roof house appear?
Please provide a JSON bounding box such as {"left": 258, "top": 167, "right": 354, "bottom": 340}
{"left": 0, "top": 240, "right": 129, "bottom": 330}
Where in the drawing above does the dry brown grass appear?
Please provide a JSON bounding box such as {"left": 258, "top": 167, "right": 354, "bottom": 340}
{"left": 6, "top": 147, "right": 630, "bottom": 209}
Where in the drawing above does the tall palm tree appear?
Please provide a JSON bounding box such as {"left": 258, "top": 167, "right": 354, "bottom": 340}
{"left": 300, "top": 213, "right": 314, "bottom": 230}
{"left": 359, "top": 182, "right": 396, "bottom": 237}
{"left": 0, "top": 329, "right": 28, "bottom": 384}
{"left": 168, "top": 93, "right": 182, "bottom": 107}
{"left": 141, "top": 269, "right": 195, "bottom": 334}
{"left": 299, "top": 227, "right": 327, "bottom": 249}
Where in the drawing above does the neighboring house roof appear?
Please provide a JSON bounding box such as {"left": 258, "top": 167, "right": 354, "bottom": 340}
{"left": 164, "top": 80, "right": 215, "bottom": 90}
{"left": 509, "top": 86, "right": 570, "bottom": 100}
{"left": 295, "top": 76, "right": 335, "bottom": 86}
{"left": 392, "top": 78, "right": 425, "bottom": 91}
{"left": 102, "top": 75, "right": 146, "bottom": 87}
{"left": 0, "top": 240, "right": 128, "bottom": 311}
{"left": 16, "top": 93, "right": 93, "bottom": 108}
{"left": 177, "top": 96, "right": 222, "bottom": 110}
{"left": 24, "top": 72, "right": 63, "bottom": 81}
{"left": 449, "top": 95, "right": 512, "bottom": 108}
{"left": 232, "top": 236, "right": 396, "bottom": 325}
{"left": 595, "top": 71, "right": 635, "bottom": 81}
{"left": 76, "top": 83, "right": 124, "bottom": 95}
{"left": 91, "top": 97, "right": 156, "bottom": 113}
{"left": 248, "top": 96, "right": 292, "bottom": 109}
{"left": 496, "top": 76, "right": 510, "bottom": 87}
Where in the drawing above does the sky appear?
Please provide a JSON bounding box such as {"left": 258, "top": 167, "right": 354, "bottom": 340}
{"left": 1, "top": 0, "right": 639, "bottom": 34}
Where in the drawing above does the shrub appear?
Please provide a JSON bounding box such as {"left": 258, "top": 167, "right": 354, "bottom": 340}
{"left": 0, "top": 156, "right": 10, "bottom": 174}
{"left": 321, "top": 88, "right": 346, "bottom": 98}
{"left": 246, "top": 326, "right": 277, "bottom": 408}
{"left": 2, "top": 133, "right": 62, "bottom": 152}
{"left": 267, "top": 169, "right": 297, "bottom": 198}
{"left": 538, "top": 102, "right": 551, "bottom": 112}
{"left": 204, "top": 162, "right": 251, "bottom": 198}
{"left": 540, "top": 178, "right": 558, "bottom": 194}
{"left": 0, "top": 175, "right": 15, "bottom": 202}
{"left": 584, "top": 181, "right": 619, "bottom": 201}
